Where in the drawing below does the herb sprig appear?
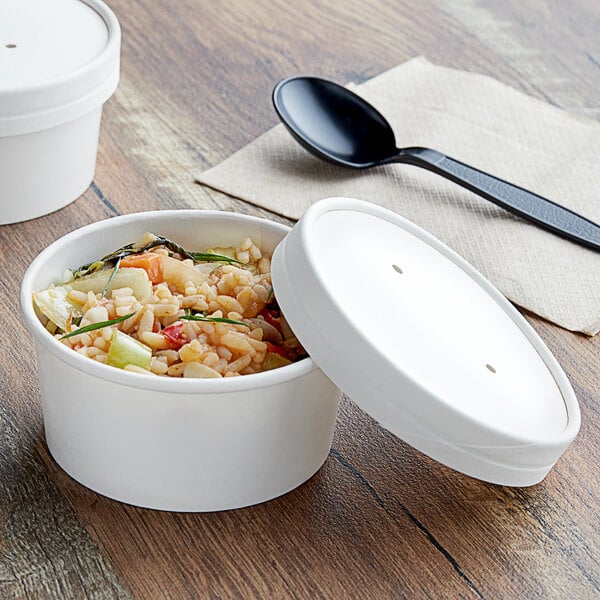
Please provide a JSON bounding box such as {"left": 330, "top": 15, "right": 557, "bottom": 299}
{"left": 73, "top": 234, "right": 241, "bottom": 278}
{"left": 101, "top": 256, "right": 121, "bottom": 298}
{"left": 60, "top": 312, "right": 136, "bottom": 339}
{"left": 181, "top": 311, "right": 248, "bottom": 328}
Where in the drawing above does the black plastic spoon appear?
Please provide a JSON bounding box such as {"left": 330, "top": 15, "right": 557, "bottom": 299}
{"left": 272, "top": 75, "right": 600, "bottom": 251}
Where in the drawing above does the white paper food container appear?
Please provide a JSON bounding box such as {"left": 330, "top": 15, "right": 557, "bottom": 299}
{"left": 21, "top": 210, "right": 341, "bottom": 511}
{"left": 0, "top": 0, "right": 121, "bottom": 224}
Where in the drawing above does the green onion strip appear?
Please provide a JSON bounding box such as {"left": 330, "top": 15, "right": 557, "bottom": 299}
{"left": 60, "top": 312, "right": 136, "bottom": 339}
{"left": 101, "top": 256, "right": 122, "bottom": 298}
{"left": 180, "top": 314, "right": 249, "bottom": 327}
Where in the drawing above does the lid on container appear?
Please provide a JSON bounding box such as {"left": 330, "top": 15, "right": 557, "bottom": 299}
{"left": 271, "top": 197, "right": 580, "bottom": 487}
{"left": 0, "top": 0, "right": 120, "bottom": 136}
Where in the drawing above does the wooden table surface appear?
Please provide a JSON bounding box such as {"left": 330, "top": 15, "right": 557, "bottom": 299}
{"left": 2, "top": 0, "right": 599, "bottom": 598}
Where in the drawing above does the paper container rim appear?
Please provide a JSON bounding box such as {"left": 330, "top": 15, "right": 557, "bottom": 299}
{"left": 21, "top": 209, "right": 319, "bottom": 395}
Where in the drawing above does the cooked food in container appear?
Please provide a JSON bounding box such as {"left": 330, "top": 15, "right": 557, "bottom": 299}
{"left": 33, "top": 232, "right": 306, "bottom": 378}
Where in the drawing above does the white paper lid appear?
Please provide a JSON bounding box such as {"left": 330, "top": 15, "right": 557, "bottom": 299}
{"left": 0, "top": 0, "right": 120, "bottom": 136}
{"left": 272, "top": 198, "right": 580, "bottom": 486}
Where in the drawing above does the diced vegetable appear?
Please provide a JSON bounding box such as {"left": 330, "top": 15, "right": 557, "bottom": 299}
{"left": 160, "top": 255, "right": 206, "bottom": 291}
{"left": 120, "top": 253, "right": 163, "bottom": 284}
{"left": 265, "top": 341, "right": 289, "bottom": 358}
{"left": 194, "top": 262, "right": 219, "bottom": 277}
{"left": 206, "top": 246, "right": 237, "bottom": 261}
{"left": 262, "top": 352, "right": 292, "bottom": 371}
{"left": 33, "top": 285, "right": 81, "bottom": 331}
{"left": 279, "top": 315, "right": 296, "bottom": 341}
{"left": 245, "top": 317, "right": 283, "bottom": 344}
{"left": 262, "top": 309, "right": 282, "bottom": 332}
{"left": 162, "top": 321, "right": 187, "bottom": 349}
{"left": 107, "top": 329, "right": 152, "bottom": 370}
{"left": 69, "top": 267, "right": 152, "bottom": 300}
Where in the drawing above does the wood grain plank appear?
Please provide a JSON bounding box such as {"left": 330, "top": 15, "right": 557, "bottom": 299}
{"left": 93, "top": 0, "right": 516, "bottom": 218}
{"left": 333, "top": 370, "right": 600, "bottom": 599}
{"left": 438, "top": 0, "right": 600, "bottom": 117}
{"left": 418, "top": 4, "right": 600, "bottom": 595}
{"left": 0, "top": 204, "right": 132, "bottom": 599}
{"left": 1, "top": 0, "right": 598, "bottom": 598}
{"left": 46, "top": 400, "right": 485, "bottom": 600}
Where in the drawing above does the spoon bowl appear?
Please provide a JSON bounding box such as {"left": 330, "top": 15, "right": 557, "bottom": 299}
{"left": 273, "top": 76, "right": 396, "bottom": 167}
{"left": 273, "top": 75, "right": 600, "bottom": 251}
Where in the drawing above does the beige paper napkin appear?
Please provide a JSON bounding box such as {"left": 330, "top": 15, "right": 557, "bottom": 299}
{"left": 197, "top": 57, "right": 600, "bottom": 335}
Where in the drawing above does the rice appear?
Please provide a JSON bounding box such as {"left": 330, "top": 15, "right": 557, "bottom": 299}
{"left": 53, "top": 236, "right": 305, "bottom": 377}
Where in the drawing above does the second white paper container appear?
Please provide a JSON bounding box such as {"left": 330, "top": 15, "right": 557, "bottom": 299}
{"left": 0, "top": 0, "right": 120, "bottom": 224}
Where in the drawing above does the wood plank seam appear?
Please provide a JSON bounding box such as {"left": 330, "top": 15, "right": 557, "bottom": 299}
{"left": 90, "top": 181, "right": 121, "bottom": 217}
{"left": 330, "top": 448, "right": 485, "bottom": 599}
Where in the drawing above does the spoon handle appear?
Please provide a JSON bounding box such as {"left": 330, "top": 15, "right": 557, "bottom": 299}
{"left": 396, "top": 147, "right": 600, "bottom": 251}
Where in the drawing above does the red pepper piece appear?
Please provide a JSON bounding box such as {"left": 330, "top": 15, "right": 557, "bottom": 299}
{"left": 262, "top": 310, "right": 282, "bottom": 332}
{"left": 265, "top": 341, "right": 288, "bottom": 358}
{"left": 162, "top": 321, "right": 187, "bottom": 349}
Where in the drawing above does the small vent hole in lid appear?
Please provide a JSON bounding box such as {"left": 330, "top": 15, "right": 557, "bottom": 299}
{"left": 5, "top": 44, "right": 17, "bottom": 49}
{"left": 392, "top": 264, "right": 403, "bottom": 274}
{"left": 486, "top": 363, "right": 497, "bottom": 373}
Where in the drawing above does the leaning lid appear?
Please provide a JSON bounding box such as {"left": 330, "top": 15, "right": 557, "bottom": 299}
{"left": 271, "top": 197, "right": 580, "bottom": 486}
{"left": 0, "top": 0, "right": 120, "bottom": 136}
